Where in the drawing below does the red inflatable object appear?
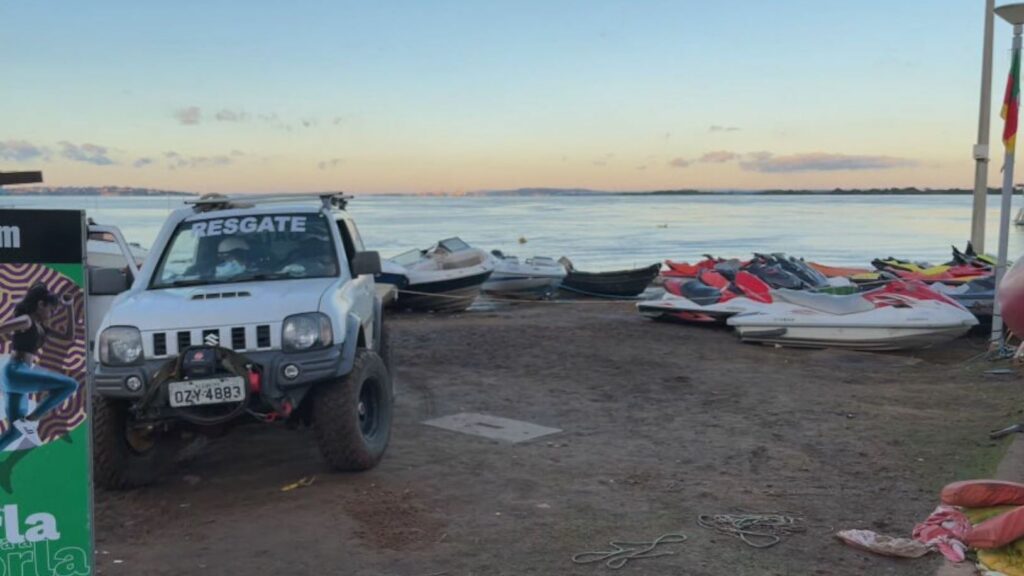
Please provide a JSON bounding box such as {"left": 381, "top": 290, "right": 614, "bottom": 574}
{"left": 1000, "top": 256, "right": 1024, "bottom": 336}
{"left": 941, "top": 480, "right": 1024, "bottom": 508}
{"left": 966, "top": 505, "right": 1024, "bottom": 549}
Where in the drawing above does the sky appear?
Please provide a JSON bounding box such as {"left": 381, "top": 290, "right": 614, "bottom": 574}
{"left": 0, "top": 0, "right": 1017, "bottom": 193}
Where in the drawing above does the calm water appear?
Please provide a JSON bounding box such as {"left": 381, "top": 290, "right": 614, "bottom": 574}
{"left": 7, "top": 194, "right": 1024, "bottom": 270}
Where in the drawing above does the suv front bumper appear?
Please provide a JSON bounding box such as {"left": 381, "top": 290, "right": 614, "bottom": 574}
{"left": 92, "top": 343, "right": 351, "bottom": 401}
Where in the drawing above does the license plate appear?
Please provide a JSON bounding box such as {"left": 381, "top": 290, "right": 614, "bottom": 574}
{"left": 168, "top": 376, "right": 246, "bottom": 408}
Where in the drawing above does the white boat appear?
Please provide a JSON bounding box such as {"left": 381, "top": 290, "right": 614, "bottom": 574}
{"left": 483, "top": 250, "right": 566, "bottom": 298}
{"left": 377, "top": 237, "right": 494, "bottom": 312}
{"left": 726, "top": 284, "right": 978, "bottom": 351}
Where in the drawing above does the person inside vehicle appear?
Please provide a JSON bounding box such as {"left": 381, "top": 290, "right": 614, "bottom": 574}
{"left": 215, "top": 237, "right": 251, "bottom": 280}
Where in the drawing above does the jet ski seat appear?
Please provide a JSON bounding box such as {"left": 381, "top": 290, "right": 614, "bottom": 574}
{"left": 679, "top": 280, "right": 723, "bottom": 305}
{"left": 774, "top": 289, "right": 876, "bottom": 315}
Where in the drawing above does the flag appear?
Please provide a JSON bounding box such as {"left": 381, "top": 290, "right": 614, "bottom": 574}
{"left": 1003, "top": 49, "right": 1021, "bottom": 153}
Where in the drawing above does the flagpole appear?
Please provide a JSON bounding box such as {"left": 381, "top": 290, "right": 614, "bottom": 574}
{"left": 974, "top": 0, "right": 996, "bottom": 253}
{"left": 991, "top": 9, "right": 1024, "bottom": 349}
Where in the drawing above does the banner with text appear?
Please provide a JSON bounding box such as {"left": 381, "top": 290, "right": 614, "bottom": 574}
{"left": 0, "top": 209, "right": 91, "bottom": 575}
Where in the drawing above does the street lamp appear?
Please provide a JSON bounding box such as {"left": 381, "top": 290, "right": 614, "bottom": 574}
{"left": 997, "top": 2, "right": 1024, "bottom": 25}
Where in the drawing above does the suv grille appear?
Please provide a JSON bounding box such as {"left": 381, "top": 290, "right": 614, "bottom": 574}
{"left": 145, "top": 325, "right": 276, "bottom": 358}
{"left": 153, "top": 333, "right": 167, "bottom": 356}
{"left": 257, "top": 325, "right": 271, "bottom": 348}
{"left": 231, "top": 327, "right": 246, "bottom": 350}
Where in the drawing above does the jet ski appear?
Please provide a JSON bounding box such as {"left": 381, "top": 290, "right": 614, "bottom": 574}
{"left": 637, "top": 269, "right": 772, "bottom": 324}
{"left": 872, "top": 244, "right": 995, "bottom": 285}
{"left": 378, "top": 237, "right": 494, "bottom": 312}
{"left": 931, "top": 276, "right": 995, "bottom": 318}
{"left": 727, "top": 281, "right": 978, "bottom": 351}
{"left": 483, "top": 250, "right": 566, "bottom": 299}
{"left": 662, "top": 256, "right": 732, "bottom": 278}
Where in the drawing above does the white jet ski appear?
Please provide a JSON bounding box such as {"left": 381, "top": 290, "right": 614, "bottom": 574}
{"left": 726, "top": 281, "right": 978, "bottom": 351}
{"left": 637, "top": 270, "right": 774, "bottom": 324}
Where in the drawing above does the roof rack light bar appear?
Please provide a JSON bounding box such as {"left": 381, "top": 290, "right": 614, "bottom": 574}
{"left": 187, "top": 192, "right": 352, "bottom": 211}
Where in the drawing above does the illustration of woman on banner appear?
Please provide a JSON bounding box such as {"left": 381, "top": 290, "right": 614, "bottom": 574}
{"left": 0, "top": 283, "right": 79, "bottom": 450}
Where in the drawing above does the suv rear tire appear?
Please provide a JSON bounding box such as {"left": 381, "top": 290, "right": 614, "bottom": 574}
{"left": 313, "top": 349, "right": 393, "bottom": 471}
{"left": 93, "top": 395, "right": 173, "bottom": 489}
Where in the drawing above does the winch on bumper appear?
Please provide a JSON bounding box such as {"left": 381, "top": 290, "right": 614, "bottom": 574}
{"left": 93, "top": 341, "right": 356, "bottom": 423}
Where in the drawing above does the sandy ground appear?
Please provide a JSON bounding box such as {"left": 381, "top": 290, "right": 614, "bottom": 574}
{"left": 95, "top": 300, "right": 1024, "bottom": 575}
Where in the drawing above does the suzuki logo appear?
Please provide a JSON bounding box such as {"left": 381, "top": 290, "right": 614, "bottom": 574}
{"left": 203, "top": 332, "right": 220, "bottom": 346}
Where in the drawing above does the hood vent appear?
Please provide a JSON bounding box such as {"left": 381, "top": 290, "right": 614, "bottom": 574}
{"left": 191, "top": 291, "right": 252, "bottom": 301}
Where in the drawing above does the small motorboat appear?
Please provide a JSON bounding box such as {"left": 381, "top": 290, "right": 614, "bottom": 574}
{"left": 558, "top": 258, "right": 661, "bottom": 298}
{"left": 727, "top": 281, "right": 978, "bottom": 351}
{"left": 377, "top": 237, "right": 494, "bottom": 312}
{"left": 483, "top": 250, "right": 566, "bottom": 298}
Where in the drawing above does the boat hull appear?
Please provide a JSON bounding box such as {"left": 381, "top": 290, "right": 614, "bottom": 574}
{"left": 560, "top": 263, "right": 661, "bottom": 298}
{"left": 483, "top": 274, "right": 563, "bottom": 298}
{"left": 726, "top": 299, "right": 978, "bottom": 351}
{"left": 729, "top": 324, "right": 974, "bottom": 351}
{"left": 637, "top": 296, "right": 767, "bottom": 324}
{"left": 394, "top": 270, "right": 493, "bottom": 312}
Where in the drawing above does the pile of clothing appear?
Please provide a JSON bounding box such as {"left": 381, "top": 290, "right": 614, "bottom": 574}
{"left": 838, "top": 480, "right": 1024, "bottom": 574}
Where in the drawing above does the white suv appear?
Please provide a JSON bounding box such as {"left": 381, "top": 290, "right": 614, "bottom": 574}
{"left": 91, "top": 194, "right": 393, "bottom": 489}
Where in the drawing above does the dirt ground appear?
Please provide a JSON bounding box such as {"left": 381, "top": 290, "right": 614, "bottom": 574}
{"left": 95, "top": 300, "right": 1024, "bottom": 575}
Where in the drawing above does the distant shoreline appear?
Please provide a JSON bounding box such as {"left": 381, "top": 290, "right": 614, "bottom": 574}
{"left": 0, "top": 186, "right": 1012, "bottom": 197}
{"left": 0, "top": 186, "right": 194, "bottom": 197}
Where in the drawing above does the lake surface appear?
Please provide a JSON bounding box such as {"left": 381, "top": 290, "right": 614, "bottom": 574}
{"left": 6, "top": 194, "right": 1024, "bottom": 270}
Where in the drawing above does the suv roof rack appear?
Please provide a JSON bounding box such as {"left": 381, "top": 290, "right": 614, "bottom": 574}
{"left": 187, "top": 192, "right": 352, "bottom": 212}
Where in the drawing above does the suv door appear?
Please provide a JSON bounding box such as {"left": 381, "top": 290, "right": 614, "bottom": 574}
{"left": 87, "top": 225, "right": 141, "bottom": 346}
{"left": 335, "top": 218, "right": 376, "bottom": 347}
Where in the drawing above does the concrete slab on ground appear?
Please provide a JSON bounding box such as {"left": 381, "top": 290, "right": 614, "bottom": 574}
{"left": 422, "top": 412, "right": 561, "bottom": 443}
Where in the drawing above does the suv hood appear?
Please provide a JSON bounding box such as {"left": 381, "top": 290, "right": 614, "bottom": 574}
{"left": 105, "top": 278, "right": 337, "bottom": 331}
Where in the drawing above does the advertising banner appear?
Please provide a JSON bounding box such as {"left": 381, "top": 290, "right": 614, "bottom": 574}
{"left": 0, "top": 209, "right": 91, "bottom": 575}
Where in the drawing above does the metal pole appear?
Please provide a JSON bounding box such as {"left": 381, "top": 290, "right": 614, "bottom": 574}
{"left": 991, "top": 23, "right": 1023, "bottom": 348}
{"left": 973, "top": 0, "right": 996, "bottom": 253}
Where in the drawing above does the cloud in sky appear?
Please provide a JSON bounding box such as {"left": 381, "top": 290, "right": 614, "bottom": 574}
{"left": 174, "top": 106, "right": 202, "bottom": 125}
{"left": 133, "top": 157, "right": 154, "bottom": 168}
{"left": 709, "top": 125, "right": 740, "bottom": 133}
{"left": 317, "top": 158, "right": 343, "bottom": 170}
{"left": 59, "top": 142, "right": 114, "bottom": 165}
{"left": 699, "top": 150, "right": 740, "bottom": 163}
{"left": 739, "top": 152, "right": 916, "bottom": 173}
{"left": 0, "top": 140, "right": 49, "bottom": 162}
{"left": 164, "top": 150, "right": 234, "bottom": 170}
{"left": 668, "top": 157, "right": 692, "bottom": 168}
{"left": 215, "top": 109, "right": 248, "bottom": 122}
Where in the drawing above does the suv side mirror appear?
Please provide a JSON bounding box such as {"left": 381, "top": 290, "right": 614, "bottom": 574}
{"left": 90, "top": 267, "right": 131, "bottom": 295}
{"left": 351, "top": 251, "right": 382, "bottom": 276}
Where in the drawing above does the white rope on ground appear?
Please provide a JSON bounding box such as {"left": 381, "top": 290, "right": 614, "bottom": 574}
{"left": 696, "top": 513, "right": 806, "bottom": 548}
{"left": 394, "top": 288, "right": 645, "bottom": 305}
{"left": 571, "top": 532, "right": 688, "bottom": 569}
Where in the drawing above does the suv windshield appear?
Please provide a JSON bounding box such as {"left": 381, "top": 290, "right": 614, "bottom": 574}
{"left": 151, "top": 213, "right": 339, "bottom": 288}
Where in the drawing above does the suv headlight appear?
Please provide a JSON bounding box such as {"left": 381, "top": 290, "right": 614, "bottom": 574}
{"left": 99, "top": 326, "right": 144, "bottom": 366}
{"left": 282, "top": 313, "right": 333, "bottom": 352}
